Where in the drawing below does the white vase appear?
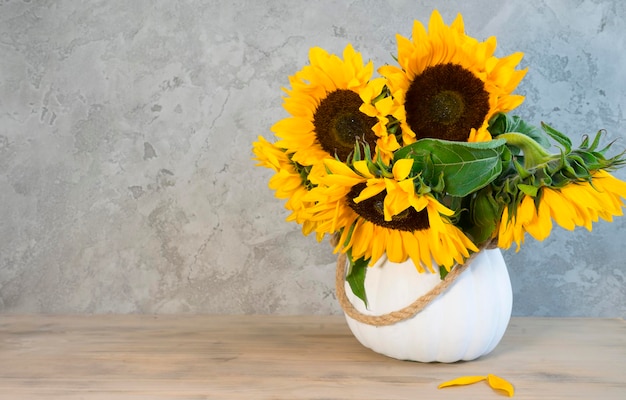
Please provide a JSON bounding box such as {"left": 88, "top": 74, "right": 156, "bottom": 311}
{"left": 343, "top": 248, "right": 512, "bottom": 363}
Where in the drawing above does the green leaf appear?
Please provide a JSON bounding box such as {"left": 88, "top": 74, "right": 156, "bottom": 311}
{"left": 517, "top": 183, "right": 538, "bottom": 197}
{"left": 345, "top": 255, "right": 369, "bottom": 308}
{"left": 488, "top": 113, "right": 508, "bottom": 136}
{"left": 587, "top": 130, "right": 606, "bottom": 152}
{"left": 393, "top": 138, "right": 506, "bottom": 197}
{"left": 439, "top": 265, "right": 449, "bottom": 280}
{"left": 541, "top": 122, "right": 572, "bottom": 152}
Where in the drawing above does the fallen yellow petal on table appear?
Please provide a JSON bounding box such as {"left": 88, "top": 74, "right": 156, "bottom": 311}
{"left": 487, "top": 374, "right": 515, "bottom": 397}
{"left": 438, "top": 374, "right": 514, "bottom": 397}
{"left": 438, "top": 375, "right": 488, "bottom": 387}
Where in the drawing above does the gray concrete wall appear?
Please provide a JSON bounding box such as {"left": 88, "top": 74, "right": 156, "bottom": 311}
{"left": 1, "top": 0, "right": 625, "bottom": 316}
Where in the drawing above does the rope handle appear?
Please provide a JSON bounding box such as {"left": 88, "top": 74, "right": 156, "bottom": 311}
{"left": 334, "top": 240, "right": 495, "bottom": 327}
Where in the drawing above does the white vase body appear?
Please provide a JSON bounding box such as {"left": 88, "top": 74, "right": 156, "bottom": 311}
{"left": 344, "top": 248, "right": 512, "bottom": 363}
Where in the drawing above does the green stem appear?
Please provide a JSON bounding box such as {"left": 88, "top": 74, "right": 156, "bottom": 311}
{"left": 499, "top": 132, "right": 552, "bottom": 169}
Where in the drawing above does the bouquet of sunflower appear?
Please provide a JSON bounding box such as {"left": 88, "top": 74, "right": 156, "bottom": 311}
{"left": 252, "top": 10, "right": 626, "bottom": 305}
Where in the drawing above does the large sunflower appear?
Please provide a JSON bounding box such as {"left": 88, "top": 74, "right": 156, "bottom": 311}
{"left": 497, "top": 171, "right": 626, "bottom": 250}
{"left": 273, "top": 44, "right": 393, "bottom": 165}
{"left": 305, "top": 159, "right": 478, "bottom": 272}
{"left": 379, "top": 10, "right": 527, "bottom": 144}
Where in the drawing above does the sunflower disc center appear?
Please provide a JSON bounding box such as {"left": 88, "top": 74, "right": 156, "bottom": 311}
{"left": 334, "top": 114, "right": 364, "bottom": 146}
{"left": 404, "top": 63, "right": 490, "bottom": 141}
{"left": 313, "top": 89, "right": 378, "bottom": 161}
{"left": 430, "top": 90, "right": 465, "bottom": 125}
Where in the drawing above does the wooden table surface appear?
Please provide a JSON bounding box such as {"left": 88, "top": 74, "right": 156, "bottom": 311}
{"left": 0, "top": 315, "right": 624, "bottom": 399}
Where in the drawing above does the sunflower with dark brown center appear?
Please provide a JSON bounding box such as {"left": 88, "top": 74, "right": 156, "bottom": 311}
{"left": 379, "top": 10, "right": 528, "bottom": 144}
{"left": 304, "top": 158, "right": 478, "bottom": 272}
{"left": 272, "top": 44, "right": 392, "bottom": 166}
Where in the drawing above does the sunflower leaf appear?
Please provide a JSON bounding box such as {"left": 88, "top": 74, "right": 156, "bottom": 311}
{"left": 345, "top": 255, "right": 369, "bottom": 308}
{"left": 393, "top": 138, "right": 506, "bottom": 197}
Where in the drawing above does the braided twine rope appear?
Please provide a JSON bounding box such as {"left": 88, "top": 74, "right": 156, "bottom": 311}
{"left": 334, "top": 237, "right": 496, "bottom": 327}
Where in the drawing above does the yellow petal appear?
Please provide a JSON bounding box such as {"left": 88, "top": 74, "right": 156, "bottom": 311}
{"left": 497, "top": 206, "right": 516, "bottom": 250}
{"left": 526, "top": 199, "right": 552, "bottom": 241}
{"left": 595, "top": 170, "right": 626, "bottom": 199}
{"left": 386, "top": 229, "right": 406, "bottom": 262}
{"left": 352, "top": 160, "right": 373, "bottom": 178}
{"left": 429, "top": 197, "right": 455, "bottom": 216}
{"left": 517, "top": 195, "right": 536, "bottom": 226}
{"left": 439, "top": 374, "right": 514, "bottom": 397}
{"left": 321, "top": 174, "right": 364, "bottom": 188}
{"left": 487, "top": 374, "right": 515, "bottom": 397}
{"left": 353, "top": 181, "right": 385, "bottom": 203}
{"left": 543, "top": 187, "right": 578, "bottom": 231}
{"left": 438, "top": 375, "right": 486, "bottom": 388}
{"left": 383, "top": 191, "right": 410, "bottom": 221}
{"left": 400, "top": 231, "right": 425, "bottom": 273}
{"left": 397, "top": 178, "right": 415, "bottom": 194}
{"left": 369, "top": 225, "right": 387, "bottom": 264}
{"left": 392, "top": 158, "right": 414, "bottom": 180}
{"left": 409, "top": 194, "right": 429, "bottom": 212}
{"left": 407, "top": 230, "right": 427, "bottom": 270}
{"left": 323, "top": 159, "right": 359, "bottom": 178}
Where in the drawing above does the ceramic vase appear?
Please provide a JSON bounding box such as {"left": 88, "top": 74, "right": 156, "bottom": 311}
{"left": 343, "top": 248, "right": 512, "bottom": 363}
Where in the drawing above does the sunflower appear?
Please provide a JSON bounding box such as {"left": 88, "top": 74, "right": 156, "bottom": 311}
{"left": 379, "top": 10, "right": 527, "bottom": 145}
{"left": 306, "top": 158, "right": 478, "bottom": 272}
{"left": 252, "top": 136, "right": 323, "bottom": 238}
{"left": 497, "top": 171, "right": 626, "bottom": 251}
{"left": 273, "top": 44, "right": 394, "bottom": 165}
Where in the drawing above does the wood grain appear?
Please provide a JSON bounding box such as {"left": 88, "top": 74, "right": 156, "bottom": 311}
{"left": 0, "top": 315, "right": 624, "bottom": 399}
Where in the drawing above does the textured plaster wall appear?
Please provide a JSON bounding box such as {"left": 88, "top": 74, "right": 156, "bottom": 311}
{"left": 1, "top": 0, "right": 624, "bottom": 316}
